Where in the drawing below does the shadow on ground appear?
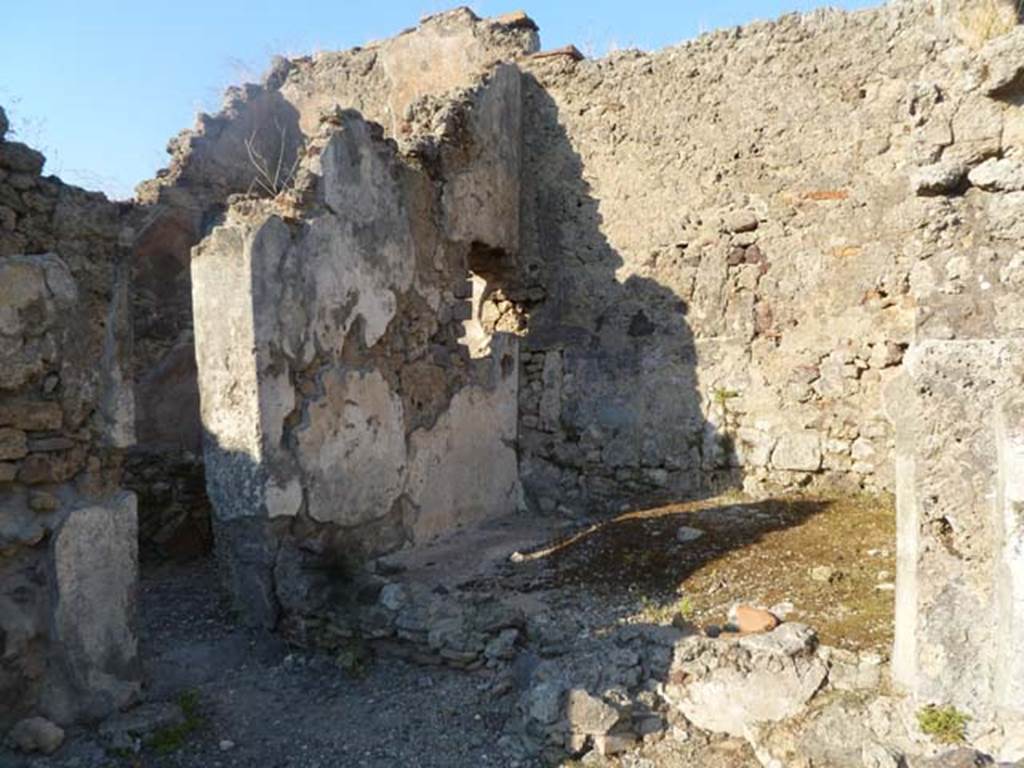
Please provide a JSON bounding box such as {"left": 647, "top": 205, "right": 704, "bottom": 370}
{"left": 525, "top": 494, "right": 895, "bottom": 650}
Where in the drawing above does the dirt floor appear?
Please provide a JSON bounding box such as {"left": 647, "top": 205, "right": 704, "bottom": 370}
{"left": 1, "top": 492, "right": 896, "bottom": 768}
{"left": 541, "top": 493, "right": 896, "bottom": 651}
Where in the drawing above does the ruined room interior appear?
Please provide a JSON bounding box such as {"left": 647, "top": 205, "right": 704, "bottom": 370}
{"left": 1, "top": 0, "right": 1024, "bottom": 765}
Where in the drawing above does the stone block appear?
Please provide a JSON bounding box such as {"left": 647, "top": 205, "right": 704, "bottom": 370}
{"left": 910, "top": 161, "right": 968, "bottom": 195}
{"left": 42, "top": 492, "right": 141, "bottom": 722}
{"left": 565, "top": 689, "right": 619, "bottom": 736}
{"left": 969, "top": 158, "right": 1024, "bottom": 192}
{"left": 888, "top": 340, "right": 1024, "bottom": 722}
{"left": 662, "top": 623, "right": 827, "bottom": 737}
{"left": 0, "top": 400, "right": 62, "bottom": 431}
{"left": 772, "top": 432, "right": 822, "bottom": 472}
{"left": 0, "top": 427, "right": 27, "bottom": 460}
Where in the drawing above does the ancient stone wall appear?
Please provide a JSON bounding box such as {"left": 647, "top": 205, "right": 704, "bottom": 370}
{"left": 128, "top": 8, "right": 539, "bottom": 559}
{"left": 0, "top": 109, "right": 140, "bottom": 727}
{"left": 178, "top": 5, "right": 1024, "bottom": 734}
{"left": 190, "top": 60, "right": 528, "bottom": 630}
{"left": 513, "top": 10, "right": 1024, "bottom": 739}
{"left": 884, "top": 21, "right": 1024, "bottom": 745}
{"left": 515, "top": 5, "right": 960, "bottom": 511}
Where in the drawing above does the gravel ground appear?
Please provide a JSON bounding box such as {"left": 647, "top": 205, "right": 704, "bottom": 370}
{"left": 2, "top": 559, "right": 530, "bottom": 768}
{"left": 1, "top": 493, "right": 896, "bottom": 768}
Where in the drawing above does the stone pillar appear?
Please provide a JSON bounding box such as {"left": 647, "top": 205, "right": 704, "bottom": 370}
{"left": 889, "top": 339, "right": 1024, "bottom": 721}
{"left": 994, "top": 395, "right": 1024, "bottom": 715}
{"left": 43, "top": 493, "right": 141, "bottom": 722}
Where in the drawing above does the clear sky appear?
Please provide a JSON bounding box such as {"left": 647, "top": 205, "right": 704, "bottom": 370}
{"left": 1, "top": 0, "right": 877, "bottom": 199}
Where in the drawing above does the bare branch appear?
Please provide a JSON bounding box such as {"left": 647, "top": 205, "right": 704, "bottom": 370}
{"left": 244, "top": 122, "right": 303, "bottom": 198}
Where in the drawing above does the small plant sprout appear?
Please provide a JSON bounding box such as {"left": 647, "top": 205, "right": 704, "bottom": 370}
{"left": 712, "top": 388, "right": 740, "bottom": 409}
{"left": 917, "top": 703, "right": 970, "bottom": 744}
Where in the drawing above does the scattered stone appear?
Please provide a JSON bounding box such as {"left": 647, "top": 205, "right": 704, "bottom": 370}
{"left": 8, "top": 717, "right": 65, "bottom": 754}
{"left": 636, "top": 715, "right": 665, "bottom": 737}
{"left": 527, "top": 681, "right": 563, "bottom": 724}
{"left": 566, "top": 689, "right": 620, "bottom": 736}
{"left": 810, "top": 565, "right": 840, "bottom": 583}
{"left": 99, "top": 702, "right": 185, "bottom": 750}
{"left": 676, "top": 526, "right": 705, "bottom": 543}
{"left": 735, "top": 604, "right": 780, "bottom": 634}
{"left": 911, "top": 161, "right": 968, "bottom": 196}
{"left": 593, "top": 732, "right": 636, "bottom": 756}
{"left": 219, "top": 739, "right": 236, "bottom": 751}
{"left": 968, "top": 158, "right": 1024, "bottom": 193}
{"left": 663, "top": 624, "right": 826, "bottom": 737}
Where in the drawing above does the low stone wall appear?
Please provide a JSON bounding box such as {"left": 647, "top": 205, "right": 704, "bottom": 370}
{"left": 0, "top": 110, "right": 140, "bottom": 726}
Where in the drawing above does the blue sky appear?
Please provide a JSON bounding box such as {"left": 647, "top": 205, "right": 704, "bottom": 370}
{"left": 1, "top": 0, "right": 876, "bottom": 199}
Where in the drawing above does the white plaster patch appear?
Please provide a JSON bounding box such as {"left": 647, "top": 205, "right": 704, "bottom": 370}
{"left": 405, "top": 339, "right": 519, "bottom": 542}
{"left": 266, "top": 477, "right": 303, "bottom": 518}
{"left": 297, "top": 368, "right": 406, "bottom": 527}
{"left": 192, "top": 225, "right": 263, "bottom": 462}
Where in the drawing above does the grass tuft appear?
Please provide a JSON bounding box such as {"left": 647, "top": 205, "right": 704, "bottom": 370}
{"left": 955, "top": 0, "right": 1022, "bottom": 49}
{"left": 917, "top": 704, "right": 970, "bottom": 744}
{"left": 147, "top": 689, "right": 205, "bottom": 755}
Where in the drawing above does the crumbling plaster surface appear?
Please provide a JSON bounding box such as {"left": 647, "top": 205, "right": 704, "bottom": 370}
{"left": 128, "top": 9, "right": 537, "bottom": 557}
{"left": 191, "top": 59, "right": 526, "bottom": 628}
